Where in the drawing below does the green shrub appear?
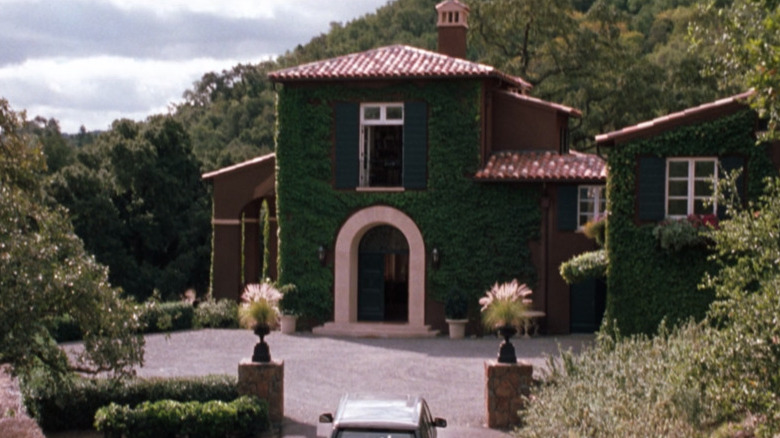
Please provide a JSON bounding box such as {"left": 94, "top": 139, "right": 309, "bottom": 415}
{"left": 139, "top": 301, "right": 195, "bottom": 333}
{"left": 48, "top": 314, "right": 83, "bottom": 343}
{"left": 194, "top": 299, "right": 239, "bottom": 328}
{"left": 559, "top": 249, "right": 607, "bottom": 284}
{"left": 517, "top": 322, "right": 706, "bottom": 437}
{"left": 95, "top": 395, "right": 268, "bottom": 438}
{"left": 444, "top": 286, "right": 469, "bottom": 319}
{"left": 51, "top": 299, "right": 233, "bottom": 342}
{"left": 23, "top": 374, "right": 238, "bottom": 432}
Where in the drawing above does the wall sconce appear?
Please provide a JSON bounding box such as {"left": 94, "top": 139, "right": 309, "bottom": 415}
{"left": 317, "top": 245, "right": 327, "bottom": 266}
{"left": 432, "top": 248, "right": 441, "bottom": 269}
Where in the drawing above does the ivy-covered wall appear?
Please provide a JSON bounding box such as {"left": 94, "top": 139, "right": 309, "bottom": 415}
{"left": 606, "top": 110, "right": 776, "bottom": 335}
{"left": 274, "top": 80, "right": 540, "bottom": 323}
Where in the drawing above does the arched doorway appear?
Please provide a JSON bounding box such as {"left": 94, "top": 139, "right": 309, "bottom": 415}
{"left": 313, "top": 205, "right": 436, "bottom": 337}
{"left": 358, "top": 225, "right": 409, "bottom": 322}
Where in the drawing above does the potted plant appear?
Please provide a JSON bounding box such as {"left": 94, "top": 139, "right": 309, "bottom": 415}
{"left": 278, "top": 283, "right": 300, "bottom": 334}
{"left": 479, "top": 279, "right": 532, "bottom": 363}
{"left": 239, "top": 282, "right": 281, "bottom": 362}
{"left": 444, "top": 286, "right": 469, "bottom": 339}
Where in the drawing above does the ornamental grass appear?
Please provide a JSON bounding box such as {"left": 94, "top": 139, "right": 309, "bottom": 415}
{"left": 479, "top": 279, "right": 532, "bottom": 329}
{"left": 238, "top": 283, "right": 281, "bottom": 328}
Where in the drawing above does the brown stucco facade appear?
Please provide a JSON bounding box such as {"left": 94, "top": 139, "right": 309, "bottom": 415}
{"left": 202, "top": 154, "right": 278, "bottom": 300}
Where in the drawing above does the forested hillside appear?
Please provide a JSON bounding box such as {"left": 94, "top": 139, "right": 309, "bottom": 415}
{"left": 12, "top": 0, "right": 776, "bottom": 301}
{"left": 173, "top": 0, "right": 742, "bottom": 172}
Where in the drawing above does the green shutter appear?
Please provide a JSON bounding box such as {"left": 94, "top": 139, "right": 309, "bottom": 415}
{"left": 334, "top": 102, "right": 359, "bottom": 189}
{"left": 718, "top": 155, "right": 746, "bottom": 218}
{"left": 558, "top": 185, "right": 578, "bottom": 231}
{"left": 637, "top": 156, "right": 665, "bottom": 222}
{"left": 403, "top": 101, "right": 428, "bottom": 189}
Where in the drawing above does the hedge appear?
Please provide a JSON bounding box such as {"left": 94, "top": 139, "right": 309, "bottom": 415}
{"left": 274, "top": 80, "right": 540, "bottom": 323}
{"left": 559, "top": 249, "right": 607, "bottom": 285}
{"left": 50, "top": 299, "right": 239, "bottom": 343}
{"left": 605, "top": 109, "right": 777, "bottom": 335}
{"left": 94, "top": 395, "right": 268, "bottom": 438}
{"left": 23, "top": 374, "right": 238, "bottom": 432}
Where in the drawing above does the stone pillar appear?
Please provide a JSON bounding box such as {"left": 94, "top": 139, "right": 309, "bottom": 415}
{"left": 485, "top": 360, "right": 533, "bottom": 429}
{"left": 238, "top": 359, "right": 284, "bottom": 425}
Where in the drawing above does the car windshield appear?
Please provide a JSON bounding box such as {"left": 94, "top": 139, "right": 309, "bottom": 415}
{"left": 336, "top": 431, "right": 415, "bottom": 438}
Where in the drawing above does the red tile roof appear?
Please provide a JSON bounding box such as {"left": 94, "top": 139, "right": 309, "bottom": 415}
{"left": 474, "top": 150, "right": 607, "bottom": 182}
{"left": 268, "top": 44, "right": 532, "bottom": 90}
{"left": 595, "top": 90, "right": 755, "bottom": 145}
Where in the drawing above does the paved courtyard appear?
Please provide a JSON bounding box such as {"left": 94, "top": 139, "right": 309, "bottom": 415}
{"left": 66, "top": 329, "right": 593, "bottom": 437}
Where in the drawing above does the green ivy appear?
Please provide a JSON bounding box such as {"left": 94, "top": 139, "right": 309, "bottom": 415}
{"left": 560, "top": 249, "right": 607, "bottom": 284}
{"left": 274, "top": 80, "right": 540, "bottom": 323}
{"left": 605, "top": 109, "right": 777, "bottom": 335}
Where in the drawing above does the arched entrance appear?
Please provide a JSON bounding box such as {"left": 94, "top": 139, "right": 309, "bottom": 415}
{"left": 313, "top": 205, "right": 437, "bottom": 337}
{"left": 358, "top": 225, "right": 409, "bottom": 322}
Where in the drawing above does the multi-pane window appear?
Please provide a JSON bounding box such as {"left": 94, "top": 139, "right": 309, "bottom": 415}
{"left": 578, "top": 185, "right": 606, "bottom": 228}
{"left": 666, "top": 158, "right": 717, "bottom": 218}
{"left": 360, "top": 103, "right": 404, "bottom": 187}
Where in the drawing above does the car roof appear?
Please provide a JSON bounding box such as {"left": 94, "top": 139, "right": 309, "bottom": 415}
{"left": 334, "top": 394, "right": 425, "bottom": 430}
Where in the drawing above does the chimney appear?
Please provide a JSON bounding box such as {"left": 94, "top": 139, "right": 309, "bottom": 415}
{"left": 436, "top": 0, "right": 469, "bottom": 59}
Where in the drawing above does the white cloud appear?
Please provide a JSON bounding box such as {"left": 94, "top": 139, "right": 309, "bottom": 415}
{"left": 0, "top": 55, "right": 270, "bottom": 132}
{"left": 0, "top": 0, "right": 391, "bottom": 132}
{"left": 100, "top": 0, "right": 388, "bottom": 21}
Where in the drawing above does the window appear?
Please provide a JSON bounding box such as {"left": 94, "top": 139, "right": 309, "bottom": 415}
{"left": 360, "top": 103, "right": 404, "bottom": 187}
{"left": 334, "top": 101, "right": 427, "bottom": 190}
{"left": 577, "top": 185, "right": 606, "bottom": 228}
{"left": 666, "top": 158, "right": 717, "bottom": 218}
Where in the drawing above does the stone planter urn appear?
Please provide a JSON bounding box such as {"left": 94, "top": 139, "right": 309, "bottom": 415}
{"left": 280, "top": 314, "right": 297, "bottom": 334}
{"left": 445, "top": 318, "right": 468, "bottom": 339}
{"left": 252, "top": 323, "right": 271, "bottom": 363}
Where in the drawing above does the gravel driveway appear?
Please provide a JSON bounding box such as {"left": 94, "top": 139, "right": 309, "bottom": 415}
{"left": 66, "top": 329, "right": 593, "bottom": 437}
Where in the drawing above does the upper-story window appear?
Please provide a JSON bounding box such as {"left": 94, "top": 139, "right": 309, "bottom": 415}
{"left": 334, "top": 101, "right": 427, "bottom": 191}
{"left": 578, "top": 185, "right": 606, "bottom": 228}
{"left": 666, "top": 158, "right": 717, "bottom": 218}
{"left": 360, "top": 103, "right": 404, "bottom": 187}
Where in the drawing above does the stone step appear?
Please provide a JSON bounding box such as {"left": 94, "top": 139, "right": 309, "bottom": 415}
{"left": 312, "top": 322, "right": 439, "bottom": 338}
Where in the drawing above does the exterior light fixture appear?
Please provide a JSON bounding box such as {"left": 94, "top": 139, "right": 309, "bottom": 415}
{"left": 432, "top": 248, "right": 441, "bottom": 269}
{"left": 318, "top": 245, "right": 327, "bottom": 266}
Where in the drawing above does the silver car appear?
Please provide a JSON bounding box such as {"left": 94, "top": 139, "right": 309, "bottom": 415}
{"left": 319, "top": 394, "right": 447, "bottom": 438}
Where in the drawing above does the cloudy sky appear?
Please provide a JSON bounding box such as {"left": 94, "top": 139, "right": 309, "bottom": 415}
{"left": 0, "top": 0, "right": 390, "bottom": 133}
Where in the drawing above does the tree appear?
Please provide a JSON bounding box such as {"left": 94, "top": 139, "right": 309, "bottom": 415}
{"left": 50, "top": 116, "right": 211, "bottom": 302}
{"left": 696, "top": 176, "right": 780, "bottom": 430}
{"left": 691, "top": 0, "right": 780, "bottom": 136}
{"left": 0, "top": 99, "right": 144, "bottom": 382}
{"left": 469, "top": 0, "right": 723, "bottom": 146}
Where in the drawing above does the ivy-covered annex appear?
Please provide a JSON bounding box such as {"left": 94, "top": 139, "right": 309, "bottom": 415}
{"left": 596, "top": 91, "right": 780, "bottom": 335}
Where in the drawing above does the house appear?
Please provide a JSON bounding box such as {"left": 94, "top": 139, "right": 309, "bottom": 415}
{"left": 204, "top": 0, "right": 607, "bottom": 336}
{"left": 595, "top": 91, "right": 780, "bottom": 335}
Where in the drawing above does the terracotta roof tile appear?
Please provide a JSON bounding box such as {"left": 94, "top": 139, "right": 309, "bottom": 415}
{"left": 268, "top": 45, "right": 532, "bottom": 90}
{"left": 474, "top": 151, "right": 607, "bottom": 182}
{"left": 595, "top": 90, "right": 754, "bottom": 145}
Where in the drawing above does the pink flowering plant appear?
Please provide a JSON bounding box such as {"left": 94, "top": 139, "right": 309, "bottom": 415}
{"left": 239, "top": 282, "right": 282, "bottom": 328}
{"left": 479, "top": 279, "right": 533, "bottom": 329}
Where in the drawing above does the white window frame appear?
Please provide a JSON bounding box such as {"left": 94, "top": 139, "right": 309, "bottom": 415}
{"left": 577, "top": 185, "right": 606, "bottom": 229}
{"left": 665, "top": 157, "right": 718, "bottom": 219}
{"left": 359, "top": 103, "right": 404, "bottom": 188}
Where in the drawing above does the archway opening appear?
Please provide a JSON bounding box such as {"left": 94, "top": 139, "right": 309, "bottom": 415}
{"left": 357, "top": 225, "right": 409, "bottom": 322}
